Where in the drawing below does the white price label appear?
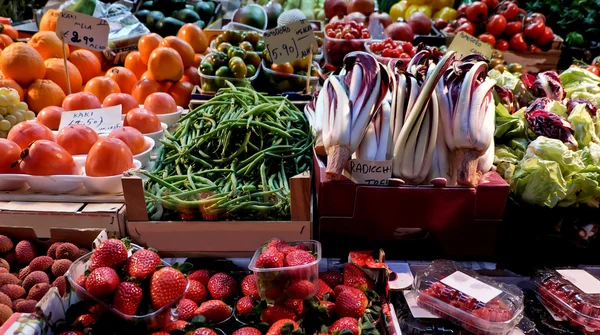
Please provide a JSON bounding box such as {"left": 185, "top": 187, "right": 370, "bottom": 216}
{"left": 345, "top": 159, "right": 392, "bottom": 185}
{"left": 264, "top": 20, "right": 318, "bottom": 65}
{"left": 557, "top": 269, "right": 600, "bottom": 294}
{"left": 440, "top": 271, "right": 502, "bottom": 304}
{"left": 56, "top": 10, "right": 109, "bottom": 51}
{"left": 59, "top": 105, "right": 122, "bottom": 134}
{"left": 403, "top": 290, "right": 439, "bottom": 318}
{"left": 448, "top": 31, "right": 492, "bottom": 60}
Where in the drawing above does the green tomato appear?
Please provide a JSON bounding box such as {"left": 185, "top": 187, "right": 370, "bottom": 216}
{"left": 212, "top": 52, "right": 228, "bottom": 68}
{"left": 246, "top": 64, "right": 257, "bottom": 78}
{"left": 228, "top": 47, "right": 247, "bottom": 60}
{"left": 239, "top": 41, "right": 254, "bottom": 52}
{"left": 229, "top": 56, "right": 247, "bottom": 79}
{"left": 222, "top": 30, "right": 243, "bottom": 44}
{"left": 199, "top": 62, "right": 214, "bottom": 75}
{"left": 202, "top": 81, "right": 217, "bottom": 92}
{"left": 255, "top": 40, "right": 265, "bottom": 52}
{"left": 215, "top": 66, "right": 232, "bottom": 78}
{"left": 217, "top": 42, "right": 232, "bottom": 54}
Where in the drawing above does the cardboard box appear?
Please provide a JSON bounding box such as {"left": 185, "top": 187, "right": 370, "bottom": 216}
{"left": 122, "top": 173, "right": 312, "bottom": 257}
{"left": 0, "top": 202, "right": 126, "bottom": 238}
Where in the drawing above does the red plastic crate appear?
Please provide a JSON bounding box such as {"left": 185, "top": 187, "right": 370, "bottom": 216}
{"left": 314, "top": 153, "right": 509, "bottom": 259}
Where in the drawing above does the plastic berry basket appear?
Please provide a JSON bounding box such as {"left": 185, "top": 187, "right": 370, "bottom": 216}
{"left": 364, "top": 40, "right": 411, "bottom": 68}
{"left": 260, "top": 60, "right": 320, "bottom": 94}
{"left": 65, "top": 243, "right": 189, "bottom": 329}
{"left": 413, "top": 260, "right": 524, "bottom": 335}
{"left": 534, "top": 269, "right": 600, "bottom": 334}
{"left": 323, "top": 35, "right": 370, "bottom": 67}
{"left": 248, "top": 240, "right": 321, "bottom": 303}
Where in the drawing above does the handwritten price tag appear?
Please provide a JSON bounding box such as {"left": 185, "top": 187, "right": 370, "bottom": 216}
{"left": 59, "top": 105, "right": 122, "bottom": 134}
{"left": 344, "top": 159, "right": 393, "bottom": 185}
{"left": 56, "top": 10, "right": 109, "bottom": 51}
{"left": 264, "top": 20, "right": 318, "bottom": 65}
{"left": 449, "top": 31, "right": 492, "bottom": 60}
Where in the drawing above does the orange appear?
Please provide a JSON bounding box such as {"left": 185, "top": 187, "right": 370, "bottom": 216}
{"left": 141, "top": 71, "right": 154, "bottom": 80}
{"left": 39, "top": 9, "right": 60, "bottom": 32}
{"left": 44, "top": 58, "right": 82, "bottom": 94}
{"left": 160, "top": 36, "right": 195, "bottom": 68}
{"left": 138, "top": 33, "right": 163, "bottom": 65}
{"left": 177, "top": 24, "right": 208, "bottom": 54}
{"left": 26, "top": 79, "right": 66, "bottom": 114}
{"left": 105, "top": 67, "right": 137, "bottom": 94}
{"left": 68, "top": 49, "right": 102, "bottom": 84}
{"left": 148, "top": 47, "right": 183, "bottom": 82}
{"left": 168, "top": 81, "right": 194, "bottom": 108}
{"left": 0, "top": 43, "right": 46, "bottom": 87}
{"left": 193, "top": 53, "right": 203, "bottom": 68}
{"left": 69, "top": 45, "right": 104, "bottom": 63}
{"left": 28, "top": 31, "right": 69, "bottom": 60}
{"left": 0, "top": 79, "right": 23, "bottom": 101}
{"left": 0, "top": 35, "right": 12, "bottom": 48}
{"left": 182, "top": 66, "right": 200, "bottom": 86}
{"left": 131, "top": 78, "right": 163, "bottom": 104}
{"left": 84, "top": 76, "right": 120, "bottom": 102}
{"left": 2, "top": 26, "right": 18, "bottom": 41}
{"left": 124, "top": 51, "right": 147, "bottom": 79}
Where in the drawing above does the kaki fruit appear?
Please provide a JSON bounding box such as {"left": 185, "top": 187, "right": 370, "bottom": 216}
{"left": 28, "top": 31, "right": 69, "bottom": 60}
{"left": 131, "top": 79, "right": 163, "bottom": 104}
{"left": 105, "top": 67, "right": 137, "bottom": 94}
{"left": 177, "top": 24, "right": 208, "bottom": 54}
{"left": 182, "top": 67, "right": 200, "bottom": 86}
{"left": 193, "top": 53, "right": 203, "bottom": 68}
{"left": 26, "top": 79, "right": 65, "bottom": 114}
{"left": 69, "top": 45, "right": 103, "bottom": 63}
{"left": 44, "top": 58, "right": 82, "bottom": 94}
{"left": 68, "top": 49, "right": 102, "bottom": 84}
{"left": 0, "top": 35, "right": 12, "bottom": 49}
{"left": 0, "top": 138, "right": 21, "bottom": 174}
{"left": 36, "top": 106, "right": 64, "bottom": 130}
{"left": 124, "top": 107, "right": 162, "bottom": 134}
{"left": 20, "top": 140, "right": 75, "bottom": 176}
{"left": 103, "top": 93, "right": 139, "bottom": 115}
{"left": 160, "top": 36, "right": 195, "bottom": 68}
{"left": 138, "top": 33, "right": 163, "bottom": 65}
{"left": 108, "top": 126, "right": 147, "bottom": 155}
{"left": 85, "top": 138, "right": 135, "bottom": 177}
{"left": 0, "top": 43, "right": 46, "bottom": 87}
{"left": 56, "top": 124, "right": 98, "bottom": 155}
{"left": 147, "top": 47, "right": 183, "bottom": 82}
{"left": 62, "top": 92, "right": 102, "bottom": 111}
{"left": 7, "top": 122, "right": 55, "bottom": 149}
{"left": 124, "top": 51, "right": 147, "bottom": 79}
{"left": 168, "top": 81, "right": 194, "bottom": 108}
{"left": 84, "top": 76, "right": 120, "bottom": 102}
{"left": 144, "top": 92, "right": 177, "bottom": 114}
{"left": 0, "top": 79, "right": 23, "bottom": 101}
{"left": 39, "top": 9, "right": 60, "bottom": 32}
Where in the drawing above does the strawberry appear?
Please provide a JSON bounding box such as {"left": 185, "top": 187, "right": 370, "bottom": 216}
{"left": 194, "top": 300, "right": 232, "bottom": 323}
{"left": 126, "top": 249, "right": 161, "bottom": 280}
{"left": 286, "top": 279, "right": 315, "bottom": 300}
{"left": 76, "top": 274, "right": 87, "bottom": 288}
{"left": 266, "top": 319, "right": 300, "bottom": 335}
{"left": 256, "top": 247, "right": 284, "bottom": 268}
{"left": 175, "top": 298, "right": 197, "bottom": 321}
{"left": 261, "top": 305, "right": 297, "bottom": 325}
{"left": 112, "top": 282, "right": 143, "bottom": 315}
{"left": 207, "top": 272, "right": 236, "bottom": 300}
{"left": 335, "top": 287, "right": 367, "bottom": 318}
{"left": 150, "top": 267, "right": 187, "bottom": 310}
{"left": 89, "top": 239, "right": 128, "bottom": 270}
{"left": 283, "top": 250, "right": 315, "bottom": 267}
{"left": 266, "top": 238, "right": 285, "bottom": 249}
{"left": 86, "top": 267, "right": 120, "bottom": 298}
{"left": 329, "top": 317, "right": 359, "bottom": 335}
{"left": 316, "top": 279, "right": 334, "bottom": 299}
{"left": 240, "top": 274, "right": 259, "bottom": 299}
{"left": 185, "top": 280, "right": 208, "bottom": 304}
{"left": 236, "top": 295, "right": 254, "bottom": 315}
{"left": 233, "top": 327, "right": 263, "bottom": 335}
{"left": 343, "top": 264, "right": 373, "bottom": 292}
{"left": 188, "top": 328, "right": 218, "bottom": 335}
{"left": 320, "top": 300, "right": 336, "bottom": 318}
{"left": 283, "top": 298, "right": 305, "bottom": 317}
{"left": 188, "top": 269, "right": 211, "bottom": 286}
{"left": 320, "top": 271, "right": 343, "bottom": 289}
{"left": 163, "top": 320, "right": 188, "bottom": 332}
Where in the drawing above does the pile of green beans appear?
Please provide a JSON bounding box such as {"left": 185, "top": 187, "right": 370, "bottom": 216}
{"left": 142, "top": 84, "right": 313, "bottom": 221}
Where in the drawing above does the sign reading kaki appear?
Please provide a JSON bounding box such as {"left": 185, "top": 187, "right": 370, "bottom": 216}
{"left": 345, "top": 159, "right": 393, "bottom": 185}
{"left": 449, "top": 31, "right": 492, "bottom": 60}
{"left": 59, "top": 105, "right": 122, "bottom": 134}
{"left": 55, "top": 10, "right": 109, "bottom": 51}
{"left": 264, "top": 20, "right": 318, "bottom": 65}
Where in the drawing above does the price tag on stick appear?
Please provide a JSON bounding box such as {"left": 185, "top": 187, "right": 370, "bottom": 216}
{"left": 59, "top": 105, "right": 123, "bottom": 134}
{"left": 264, "top": 20, "right": 318, "bottom": 65}
{"left": 448, "top": 31, "right": 492, "bottom": 60}
{"left": 56, "top": 10, "right": 109, "bottom": 51}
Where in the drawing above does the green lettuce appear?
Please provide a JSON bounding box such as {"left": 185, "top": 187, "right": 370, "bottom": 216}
{"left": 559, "top": 67, "right": 600, "bottom": 98}
{"left": 547, "top": 100, "right": 568, "bottom": 118}
{"left": 580, "top": 142, "right": 600, "bottom": 166}
{"left": 511, "top": 156, "right": 568, "bottom": 208}
{"left": 524, "top": 137, "right": 585, "bottom": 176}
{"left": 488, "top": 69, "right": 521, "bottom": 91}
{"left": 560, "top": 167, "right": 600, "bottom": 208}
{"left": 568, "top": 104, "right": 600, "bottom": 148}
{"left": 495, "top": 105, "right": 527, "bottom": 139}
{"left": 571, "top": 91, "right": 600, "bottom": 108}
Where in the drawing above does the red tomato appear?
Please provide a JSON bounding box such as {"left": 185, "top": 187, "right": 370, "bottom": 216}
{"left": 85, "top": 138, "right": 135, "bottom": 177}
{"left": 486, "top": 15, "right": 507, "bottom": 36}
{"left": 56, "top": 124, "right": 99, "bottom": 155}
{"left": 7, "top": 122, "right": 54, "bottom": 149}
{"left": 402, "top": 42, "right": 413, "bottom": 53}
{"left": 478, "top": 34, "right": 496, "bottom": 47}
{"left": 482, "top": 0, "right": 499, "bottom": 8}
{"left": 504, "top": 21, "right": 523, "bottom": 37}
{"left": 457, "top": 17, "right": 469, "bottom": 25}
{"left": 0, "top": 138, "right": 21, "bottom": 174}
{"left": 466, "top": 2, "right": 489, "bottom": 23}
{"left": 382, "top": 49, "right": 394, "bottom": 57}
{"left": 529, "top": 44, "right": 542, "bottom": 53}
{"left": 391, "top": 49, "right": 401, "bottom": 58}
{"left": 457, "top": 4, "right": 468, "bottom": 17}
{"left": 510, "top": 33, "right": 528, "bottom": 52}
{"left": 495, "top": 39, "right": 509, "bottom": 50}
{"left": 524, "top": 18, "right": 545, "bottom": 39}
{"left": 535, "top": 27, "right": 554, "bottom": 46}
{"left": 456, "top": 22, "right": 476, "bottom": 36}
{"left": 498, "top": 2, "right": 518, "bottom": 21}
{"left": 586, "top": 66, "right": 600, "bottom": 76}
{"left": 399, "top": 52, "right": 410, "bottom": 59}
{"left": 20, "top": 140, "right": 76, "bottom": 176}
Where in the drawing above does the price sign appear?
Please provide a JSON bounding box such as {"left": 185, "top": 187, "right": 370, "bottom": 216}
{"left": 56, "top": 10, "right": 109, "bottom": 51}
{"left": 264, "top": 20, "right": 318, "bottom": 65}
{"left": 344, "top": 159, "right": 393, "bottom": 185}
{"left": 59, "top": 105, "right": 122, "bottom": 134}
{"left": 449, "top": 31, "right": 492, "bottom": 60}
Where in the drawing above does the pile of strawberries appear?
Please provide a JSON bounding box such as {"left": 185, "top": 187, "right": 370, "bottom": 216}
{"left": 0, "top": 234, "right": 88, "bottom": 326}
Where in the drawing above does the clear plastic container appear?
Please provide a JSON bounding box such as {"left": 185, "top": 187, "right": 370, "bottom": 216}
{"left": 364, "top": 40, "right": 411, "bottom": 67}
{"left": 413, "top": 260, "right": 524, "bottom": 335}
{"left": 534, "top": 269, "right": 600, "bottom": 334}
{"left": 65, "top": 243, "right": 189, "bottom": 330}
{"left": 199, "top": 52, "right": 261, "bottom": 93}
{"left": 324, "top": 35, "right": 369, "bottom": 67}
{"left": 260, "top": 60, "right": 319, "bottom": 94}
{"left": 248, "top": 240, "right": 321, "bottom": 303}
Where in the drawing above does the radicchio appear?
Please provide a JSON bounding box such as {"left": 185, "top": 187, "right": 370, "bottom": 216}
{"left": 494, "top": 85, "right": 516, "bottom": 114}
{"left": 533, "top": 71, "right": 565, "bottom": 101}
{"left": 525, "top": 110, "right": 578, "bottom": 149}
{"left": 567, "top": 98, "right": 598, "bottom": 117}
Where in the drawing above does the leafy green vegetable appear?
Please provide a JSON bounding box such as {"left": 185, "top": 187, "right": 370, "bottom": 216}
{"left": 559, "top": 68, "right": 600, "bottom": 98}
{"left": 568, "top": 104, "right": 600, "bottom": 148}
{"left": 511, "top": 155, "right": 568, "bottom": 208}
{"left": 572, "top": 92, "right": 600, "bottom": 107}
{"left": 560, "top": 167, "right": 600, "bottom": 207}
{"left": 495, "top": 105, "right": 528, "bottom": 139}
{"left": 580, "top": 142, "right": 600, "bottom": 166}
{"left": 525, "top": 137, "right": 585, "bottom": 176}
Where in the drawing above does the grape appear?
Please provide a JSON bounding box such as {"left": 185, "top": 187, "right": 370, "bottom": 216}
{"left": 7, "top": 104, "right": 17, "bottom": 114}
{"left": 14, "top": 111, "right": 23, "bottom": 123}
{"left": 0, "top": 95, "right": 9, "bottom": 107}
{"left": 0, "top": 115, "right": 3, "bottom": 121}
{"left": 0, "top": 120, "right": 10, "bottom": 131}
{"left": 0, "top": 107, "right": 7, "bottom": 116}
{"left": 7, "top": 93, "right": 19, "bottom": 105}
{"left": 0, "top": 88, "right": 10, "bottom": 96}
{"left": 16, "top": 102, "right": 28, "bottom": 111}
{"left": 23, "top": 110, "right": 35, "bottom": 121}
{"left": 0, "top": 131, "right": 6, "bottom": 138}
{"left": 5, "top": 115, "right": 16, "bottom": 125}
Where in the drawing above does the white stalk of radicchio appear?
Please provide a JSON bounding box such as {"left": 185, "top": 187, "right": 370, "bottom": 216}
{"left": 533, "top": 71, "right": 565, "bottom": 101}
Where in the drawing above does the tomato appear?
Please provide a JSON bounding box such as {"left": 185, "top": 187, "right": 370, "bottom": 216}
{"left": 402, "top": 42, "right": 414, "bottom": 53}
{"left": 535, "top": 27, "right": 554, "bottom": 46}
{"left": 478, "top": 34, "right": 496, "bottom": 47}
{"left": 457, "top": 17, "right": 469, "bottom": 25}
{"left": 456, "top": 22, "right": 476, "bottom": 36}
{"left": 457, "top": 3, "right": 468, "bottom": 17}
{"left": 593, "top": 57, "right": 600, "bottom": 67}
{"left": 108, "top": 126, "right": 147, "bottom": 155}
{"left": 586, "top": 66, "right": 600, "bottom": 76}
{"left": 510, "top": 33, "right": 528, "bottom": 52}
{"left": 495, "top": 39, "right": 509, "bottom": 50}
{"left": 85, "top": 138, "right": 135, "bottom": 177}
{"left": 486, "top": 15, "right": 507, "bottom": 36}
{"left": 56, "top": 124, "right": 98, "bottom": 155}
{"left": 271, "top": 63, "right": 294, "bottom": 74}
{"left": 503, "top": 21, "right": 522, "bottom": 37}
{"left": 466, "top": 2, "right": 488, "bottom": 23}
{"left": 7, "top": 121, "right": 55, "bottom": 149}
{"left": 20, "top": 140, "right": 75, "bottom": 176}
{"left": 507, "top": 63, "right": 524, "bottom": 73}
{"left": 529, "top": 44, "right": 542, "bottom": 53}
{"left": 493, "top": 64, "right": 506, "bottom": 72}
{"left": 124, "top": 108, "right": 162, "bottom": 134}
{"left": 381, "top": 49, "right": 394, "bottom": 58}
{"left": 498, "top": 2, "right": 518, "bottom": 21}
{"left": 482, "top": 0, "right": 498, "bottom": 8}
{"left": 529, "top": 13, "right": 546, "bottom": 24}
{"left": 523, "top": 18, "right": 545, "bottom": 39}
{"left": 0, "top": 139, "right": 21, "bottom": 174}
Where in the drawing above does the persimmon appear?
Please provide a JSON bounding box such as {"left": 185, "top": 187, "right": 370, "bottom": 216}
{"left": 131, "top": 79, "right": 162, "bottom": 104}
{"left": 177, "top": 24, "right": 208, "bottom": 54}
{"left": 44, "top": 58, "right": 82, "bottom": 94}
{"left": 138, "top": 33, "right": 163, "bottom": 65}
{"left": 26, "top": 79, "right": 65, "bottom": 113}
{"left": 124, "top": 51, "right": 147, "bottom": 79}
{"left": 63, "top": 92, "right": 102, "bottom": 111}
{"left": 144, "top": 92, "right": 177, "bottom": 114}
{"left": 83, "top": 77, "right": 120, "bottom": 103}
{"left": 108, "top": 126, "right": 147, "bottom": 154}
{"left": 160, "top": 36, "right": 195, "bottom": 68}
{"left": 0, "top": 138, "right": 21, "bottom": 173}
{"left": 56, "top": 124, "right": 98, "bottom": 155}
{"left": 105, "top": 67, "right": 137, "bottom": 94}
{"left": 124, "top": 107, "right": 162, "bottom": 134}
{"left": 103, "top": 93, "right": 139, "bottom": 114}
{"left": 147, "top": 47, "right": 183, "bottom": 82}
{"left": 168, "top": 81, "right": 194, "bottom": 108}
{"left": 68, "top": 49, "right": 102, "bottom": 84}
{"left": 85, "top": 138, "right": 134, "bottom": 177}
{"left": 20, "top": 140, "right": 75, "bottom": 175}
{"left": 7, "top": 121, "right": 54, "bottom": 149}
{"left": 36, "top": 106, "right": 64, "bottom": 130}
{"left": 182, "top": 66, "right": 200, "bottom": 86}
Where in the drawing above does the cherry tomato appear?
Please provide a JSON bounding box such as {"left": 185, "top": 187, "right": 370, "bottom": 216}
{"left": 510, "top": 33, "right": 528, "bottom": 52}
{"left": 524, "top": 18, "right": 545, "bottom": 39}
{"left": 466, "top": 2, "right": 488, "bottom": 23}
{"left": 529, "top": 13, "right": 546, "bottom": 24}
{"left": 494, "top": 64, "right": 506, "bottom": 73}
{"left": 456, "top": 22, "right": 476, "bottom": 36}
{"left": 498, "top": 2, "right": 518, "bottom": 21}
{"left": 402, "top": 42, "right": 414, "bottom": 53}
{"left": 495, "top": 39, "right": 509, "bottom": 50}
{"left": 381, "top": 49, "right": 394, "bottom": 58}
{"left": 529, "top": 44, "right": 542, "bottom": 53}
{"left": 361, "top": 31, "right": 370, "bottom": 39}
{"left": 391, "top": 49, "right": 402, "bottom": 58}
{"left": 482, "top": 0, "right": 499, "bottom": 8}
{"left": 399, "top": 52, "right": 410, "bottom": 59}
{"left": 486, "top": 15, "right": 507, "bottom": 36}
{"left": 326, "top": 29, "right": 336, "bottom": 38}
{"left": 535, "top": 27, "right": 554, "bottom": 46}
{"left": 457, "top": 17, "right": 469, "bottom": 25}
{"left": 504, "top": 21, "right": 523, "bottom": 37}
{"left": 586, "top": 66, "right": 600, "bottom": 76}
{"left": 457, "top": 4, "right": 468, "bottom": 17}
{"left": 350, "top": 28, "right": 360, "bottom": 38}
{"left": 343, "top": 33, "right": 353, "bottom": 40}
{"left": 335, "top": 32, "right": 343, "bottom": 39}
{"left": 479, "top": 34, "right": 496, "bottom": 47}
{"left": 348, "top": 21, "right": 358, "bottom": 29}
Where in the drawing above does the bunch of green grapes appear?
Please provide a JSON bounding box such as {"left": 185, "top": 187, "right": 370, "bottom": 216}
{"left": 0, "top": 88, "right": 36, "bottom": 138}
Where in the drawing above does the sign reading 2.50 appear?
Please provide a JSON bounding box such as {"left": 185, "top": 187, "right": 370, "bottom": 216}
{"left": 55, "top": 10, "right": 109, "bottom": 51}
